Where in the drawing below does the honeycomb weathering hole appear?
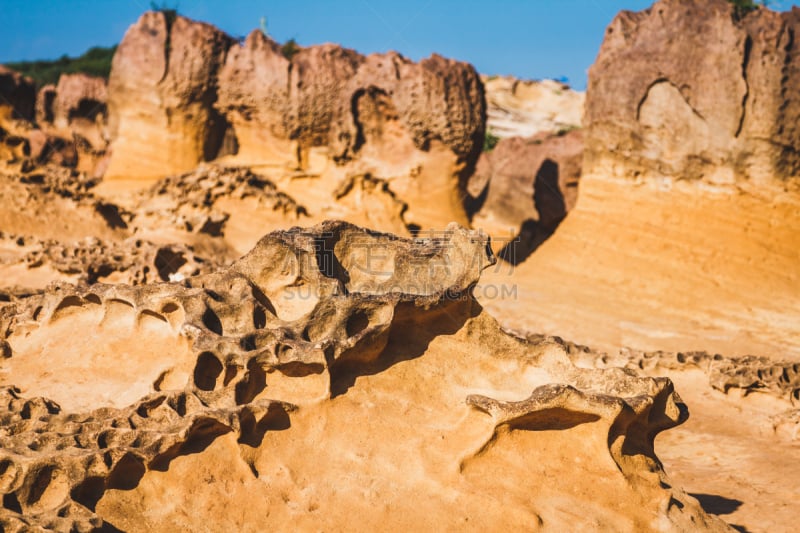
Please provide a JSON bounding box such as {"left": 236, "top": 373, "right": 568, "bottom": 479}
{"left": 25, "top": 466, "right": 68, "bottom": 512}
{"left": 346, "top": 310, "right": 370, "bottom": 338}
{"left": 202, "top": 307, "right": 223, "bottom": 335}
{"left": 194, "top": 352, "right": 224, "bottom": 391}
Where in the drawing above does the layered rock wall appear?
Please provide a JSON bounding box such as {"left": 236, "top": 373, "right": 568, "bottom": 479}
{"left": 106, "top": 12, "right": 485, "bottom": 184}
{"left": 106, "top": 13, "right": 232, "bottom": 179}
{"left": 586, "top": 0, "right": 800, "bottom": 185}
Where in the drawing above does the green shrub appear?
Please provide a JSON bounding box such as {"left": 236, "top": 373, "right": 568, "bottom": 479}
{"left": 281, "top": 39, "right": 301, "bottom": 60}
{"left": 556, "top": 125, "right": 581, "bottom": 136}
{"left": 728, "top": 0, "right": 770, "bottom": 18}
{"left": 6, "top": 46, "right": 117, "bottom": 86}
{"left": 483, "top": 130, "right": 500, "bottom": 152}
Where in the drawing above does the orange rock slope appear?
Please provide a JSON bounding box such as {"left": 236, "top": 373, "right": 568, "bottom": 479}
{"left": 0, "top": 222, "right": 726, "bottom": 532}
{"left": 0, "top": 1, "right": 799, "bottom": 531}
{"left": 477, "top": 0, "right": 800, "bottom": 529}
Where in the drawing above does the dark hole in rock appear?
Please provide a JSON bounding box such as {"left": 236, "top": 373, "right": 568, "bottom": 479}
{"left": 346, "top": 309, "right": 370, "bottom": 338}
{"left": 253, "top": 306, "right": 267, "bottom": 329}
{"left": 235, "top": 360, "right": 267, "bottom": 404}
{"left": 2, "top": 492, "right": 22, "bottom": 513}
{"left": 202, "top": 307, "right": 223, "bottom": 335}
{"left": 69, "top": 98, "right": 106, "bottom": 122}
{"left": 95, "top": 203, "right": 128, "bottom": 230}
{"left": 155, "top": 247, "right": 187, "bottom": 281}
{"left": 106, "top": 453, "right": 145, "bottom": 491}
{"left": 71, "top": 476, "right": 105, "bottom": 511}
{"left": 194, "top": 352, "right": 223, "bottom": 391}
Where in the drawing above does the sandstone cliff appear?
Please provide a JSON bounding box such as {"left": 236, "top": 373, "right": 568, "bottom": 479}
{"left": 470, "top": 130, "right": 583, "bottom": 262}
{"left": 0, "top": 67, "right": 108, "bottom": 173}
{"left": 482, "top": 75, "right": 584, "bottom": 139}
{"left": 105, "top": 12, "right": 484, "bottom": 230}
{"left": 585, "top": 0, "right": 800, "bottom": 186}
{"left": 475, "top": 6, "right": 800, "bottom": 526}
{"left": 0, "top": 67, "right": 36, "bottom": 163}
{"left": 106, "top": 13, "right": 232, "bottom": 180}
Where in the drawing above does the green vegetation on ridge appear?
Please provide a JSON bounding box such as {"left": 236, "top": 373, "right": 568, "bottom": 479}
{"left": 5, "top": 46, "right": 116, "bottom": 87}
{"left": 728, "top": 0, "right": 773, "bottom": 18}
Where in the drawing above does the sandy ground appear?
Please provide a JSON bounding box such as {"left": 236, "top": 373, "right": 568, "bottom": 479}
{"left": 477, "top": 174, "right": 800, "bottom": 532}
{"left": 656, "top": 369, "right": 800, "bottom": 533}
{"left": 479, "top": 176, "right": 800, "bottom": 360}
{"left": 3, "top": 164, "right": 799, "bottom": 531}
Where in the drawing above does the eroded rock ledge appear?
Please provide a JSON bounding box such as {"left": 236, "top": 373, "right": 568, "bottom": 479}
{"left": 106, "top": 12, "right": 485, "bottom": 181}
{"left": 586, "top": 0, "right": 800, "bottom": 186}
{"left": 0, "top": 222, "right": 726, "bottom": 531}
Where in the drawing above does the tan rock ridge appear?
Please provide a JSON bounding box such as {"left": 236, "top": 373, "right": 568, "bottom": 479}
{"left": 586, "top": 0, "right": 800, "bottom": 187}
{"left": 0, "top": 162, "right": 410, "bottom": 287}
{"left": 36, "top": 73, "right": 109, "bottom": 173}
{"left": 0, "top": 166, "right": 125, "bottom": 252}
{"left": 482, "top": 75, "right": 584, "bottom": 139}
{"left": 473, "top": 3, "right": 800, "bottom": 529}
{"left": 0, "top": 221, "right": 726, "bottom": 531}
{"left": 516, "top": 330, "right": 800, "bottom": 529}
{"left": 129, "top": 165, "right": 307, "bottom": 254}
{"left": 0, "top": 232, "right": 219, "bottom": 287}
{"left": 1, "top": 67, "right": 108, "bottom": 174}
{"left": 105, "top": 11, "right": 484, "bottom": 230}
{"left": 469, "top": 129, "right": 583, "bottom": 262}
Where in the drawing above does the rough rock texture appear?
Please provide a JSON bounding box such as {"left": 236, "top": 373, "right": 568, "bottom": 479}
{"left": 586, "top": 0, "right": 800, "bottom": 186}
{"left": 530, "top": 332, "right": 800, "bottom": 406}
{"left": 1, "top": 68, "right": 107, "bottom": 173}
{"left": 216, "top": 33, "right": 484, "bottom": 166}
{"left": 0, "top": 67, "right": 37, "bottom": 165}
{"left": 24, "top": 129, "right": 79, "bottom": 168}
{"left": 105, "top": 12, "right": 484, "bottom": 229}
{"left": 132, "top": 166, "right": 305, "bottom": 241}
{"left": 0, "top": 221, "right": 726, "bottom": 531}
{"left": 482, "top": 75, "right": 584, "bottom": 139}
{"left": 107, "top": 15, "right": 483, "bottom": 178}
{"left": 0, "top": 165, "right": 124, "bottom": 248}
{"left": 0, "top": 66, "right": 35, "bottom": 123}
{"left": 35, "top": 73, "right": 109, "bottom": 158}
{"left": 34, "top": 84, "right": 56, "bottom": 126}
{"left": 106, "top": 13, "right": 233, "bottom": 179}
{"left": 50, "top": 74, "right": 107, "bottom": 133}
{"left": 0, "top": 233, "right": 219, "bottom": 286}
{"left": 470, "top": 130, "right": 583, "bottom": 262}
{"left": 618, "top": 349, "right": 800, "bottom": 403}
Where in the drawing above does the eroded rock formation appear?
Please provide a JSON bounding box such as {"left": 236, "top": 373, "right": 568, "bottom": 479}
{"left": 0, "top": 66, "right": 35, "bottom": 123}
{"left": 1, "top": 67, "right": 108, "bottom": 173}
{"left": 586, "top": 0, "right": 800, "bottom": 186}
{"left": 0, "top": 67, "right": 36, "bottom": 164}
{"left": 0, "top": 221, "right": 726, "bottom": 531}
{"left": 482, "top": 75, "right": 584, "bottom": 139}
{"left": 217, "top": 35, "right": 483, "bottom": 167}
{"left": 0, "top": 232, "right": 218, "bottom": 286}
{"left": 131, "top": 165, "right": 306, "bottom": 250}
{"left": 469, "top": 129, "right": 583, "bottom": 262}
{"left": 105, "top": 12, "right": 484, "bottom": 229}
{"left": 106, "top": 13, "right": 232, "bottom": 179}
{"left": 37, "top": 73, "right": 109, "bottom": 160}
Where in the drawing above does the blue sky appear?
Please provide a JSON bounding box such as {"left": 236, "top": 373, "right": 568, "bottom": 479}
{"left": 0, "top": 0, "right": 749, "bottom": 89}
